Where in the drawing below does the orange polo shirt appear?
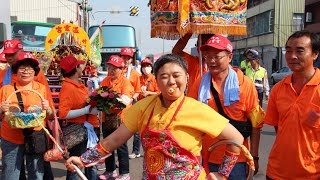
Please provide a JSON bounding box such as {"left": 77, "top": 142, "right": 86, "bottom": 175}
{"left": 138, "top": 74, "right": 159, "bottom": 100}
{"left": 100, "top": 75, "right": 134, "bottom": 121}
{"left": 100, "top": 76, "right": 134, "bottom": 97}
{"left": 0, "top": 68, "right": 54, "bottom": 109}
{"left": 264, "top": 69, "right": 320, "bottom": 179}
{"left": 126, "top": 68, "right": 141, "bottom": 94}
{"left": 0, "top": 81, "right": 48, "bottom": 144}
{"left": 59, "top": 78, "right": 99, "bottom": 127}
{"left": 189, "top": 68, "right": 263, "bottom": 164}
{"left": 180, "top": 52, "right": 206, "bottom": 92}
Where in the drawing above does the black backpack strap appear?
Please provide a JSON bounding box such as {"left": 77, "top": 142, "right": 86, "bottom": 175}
{"left": 210, "top": 79, "right": 252, "bottom": 138}
{"left": 210, "top": 80, "right": 231, "bottom": 120}
{"left": 14, "top": 83, "right": 24, "bottom": 112}
{"left": 14, "top": 83, "right": 33, "bottom": 135}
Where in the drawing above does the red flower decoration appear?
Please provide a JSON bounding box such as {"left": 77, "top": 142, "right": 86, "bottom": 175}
{"left": 86, "top": 86, "right": 126, "bottom": 114}
{"left": 89, "top": 100, "right": 98, "bottom": 107}
{"left": 108, "top": 93, "right": 115, "bottom": 98}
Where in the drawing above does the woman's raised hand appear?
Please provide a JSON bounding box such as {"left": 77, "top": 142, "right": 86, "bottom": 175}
{"left": 41, "top": 99, "right": 50, "bottom": 110}
{"left": 1, "top": 101, "right": 11, "bottom": 112}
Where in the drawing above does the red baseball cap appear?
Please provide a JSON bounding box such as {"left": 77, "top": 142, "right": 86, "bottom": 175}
{"left": 120, "top": 48, "right": 134, "bottom": 57}
{"left": 107, "top": 55, "right": 124, "bottom": 68}
{"left": 0, "top": 53, "right": 6, "bottom": 62}
{"left": 141, "top": 58, "right": 152, "bottom": 66}
{"left": 3, "top": 40, "right": 23, "bottom": 54}
{"left": 60, "top": 55, "right": 85, "bottom": 73}
{"left": 16, "top": 51, "right": 38, "bottom": 65}
{"left": 200, "top": 35, "right": 233, "bottom": 53}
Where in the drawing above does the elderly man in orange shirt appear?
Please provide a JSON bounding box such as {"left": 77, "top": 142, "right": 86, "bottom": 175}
{"left": 265, "top": 30, "right": 320, "bottom": 180}
{"left": 0, "top": 53, "right": 7, "bottom": 70}
{"left": 189, "top": 35, "right": 264, "bottom": 179}
{"left": 99, "top": 55, "right": 134, "bottom": 180}
{"left": 172, "top": 33, "right": 213, "bottom": 91}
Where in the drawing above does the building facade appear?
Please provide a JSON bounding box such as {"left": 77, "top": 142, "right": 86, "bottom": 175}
{"left": 10, "top": 0, "right": 80, "bottom": 25}
{"left": 305, "top": 0, "right": 320, "bottom": 34}
{"left": 231, "top": 0, "right": 305, "bottom": 74}
{"left": 0, "top": 0, "right": 11, "bottom": 47}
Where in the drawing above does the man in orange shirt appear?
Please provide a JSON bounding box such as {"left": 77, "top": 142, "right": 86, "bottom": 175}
{"left": 265, "top": 30, "right": 320, "bottom": 179}
{"left": 188, "top": 35, "right": 264, "bottom": 179}
{"left": 0, "top": 53, "right": 7, "bottom": 70}
{"left": 99, "top": 55, "right": 134, "bottom": 180}
{"left": 172, "top": 33, "right": 213, "bottom": 91}
{"left": 120, "top": 47, "right": 141, "bottom": 102}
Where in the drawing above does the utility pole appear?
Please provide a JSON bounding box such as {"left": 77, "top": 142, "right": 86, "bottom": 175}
{"left": 277, "top": 0, "right": 282, "bottom": 70}
{"left": 66, "top": 0, "right": 91, "bottom": 32}
{"left": 83, "top": 0, "right": 88, "bottom": 32}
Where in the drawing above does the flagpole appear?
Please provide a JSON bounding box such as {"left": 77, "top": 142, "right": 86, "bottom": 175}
{"left": 89, "top": 20, "right": 105, "bottom": 66}
{"left": 90, "top": 20, "right": 106, "bottom": 42}
{"left": 199, "top": 34, "right": 203, "bottom": 76}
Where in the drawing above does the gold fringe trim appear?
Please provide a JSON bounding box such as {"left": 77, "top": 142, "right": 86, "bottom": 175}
{"left": 190, "top": 24, "right": 247, "bottom": 36}
{"left": 151, "top": 24, "right": 247, "bottom": 39}
{"left": 176, "top": 23, "right": 191, "bottom": 38}
{"left": 151, "top": 26, "right": 180, "bottom": 40}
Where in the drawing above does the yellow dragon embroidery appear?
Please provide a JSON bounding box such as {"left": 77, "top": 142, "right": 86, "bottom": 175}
{"left": 204, "top": 0, "right": 214, "bottom": 9}
{"left": 149, "top": 0, "right": 170, "bottom": 11}
{"left": 149, "top": 0, "right": 246, "bottom": 11}
{"left": 221, "top": 0, "right": 246, "bottom": 11}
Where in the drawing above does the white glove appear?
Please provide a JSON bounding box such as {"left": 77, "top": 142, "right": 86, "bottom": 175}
{"left": 65, "top": 105, "right": 98, "bottom": 119}
{"left": 118, "top": 95, "right": 132, "bottom": 106}
{"left": 88, "top": 106, "right": 99, "bottom": 115}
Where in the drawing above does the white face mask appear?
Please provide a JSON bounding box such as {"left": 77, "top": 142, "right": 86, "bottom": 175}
{"left": 142, "top": 66, "right": 152, "bottom": 75}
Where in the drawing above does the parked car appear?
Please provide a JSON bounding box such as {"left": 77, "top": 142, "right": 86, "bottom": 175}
{"left": 271, "top": 67, "right": 292, "bottom": 85}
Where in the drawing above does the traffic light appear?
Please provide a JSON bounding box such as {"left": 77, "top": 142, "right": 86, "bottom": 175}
{"left": 130, "top": 6, "right": 139, "bottom": 16}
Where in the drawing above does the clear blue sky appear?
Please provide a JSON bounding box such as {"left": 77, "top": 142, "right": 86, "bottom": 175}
{"left": 89, "top": 0, "right": 196, "bottom": 57}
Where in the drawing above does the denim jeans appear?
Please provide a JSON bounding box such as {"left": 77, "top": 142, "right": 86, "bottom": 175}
{"left": 132, "top": 133, "right": 141, "bottom": 155}
{"left": 257, "top": 91, "right": 264, "bottom": 107}
{"left": 18, "top": 154, "right": 52, "bottom": 180}
{"left": 102, "top": 123, "right": 129, "bottom": 175}
{"left": 66, "top": 130, "right": 98, "bottom": 180}
{"left": 43, "top": 161, "right": 54, "bottom": 180}
{"left": 208, "top": 162, "right": 247, "bottom": 180}
{"left": 1, "top": 139, "right": 44, "bottom": 180}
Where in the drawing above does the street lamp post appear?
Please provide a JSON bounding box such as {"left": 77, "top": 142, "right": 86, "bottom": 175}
{"left": 66, "top": 0, "right": 91, "bottom": 32}
{"left": 93, "top": 6, "right": 139, "bottom": 19}
{"left": 277, "top": 0, "right": 282, "bottom": 70}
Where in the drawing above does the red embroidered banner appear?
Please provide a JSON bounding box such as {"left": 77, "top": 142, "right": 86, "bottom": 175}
{"left": 150, "top": 0, "right": 248, "bottom": 39}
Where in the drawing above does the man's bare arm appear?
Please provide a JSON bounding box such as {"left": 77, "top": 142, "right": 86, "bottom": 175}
{"left": 172, "top": 33, "right": 193, "bottom": 55}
